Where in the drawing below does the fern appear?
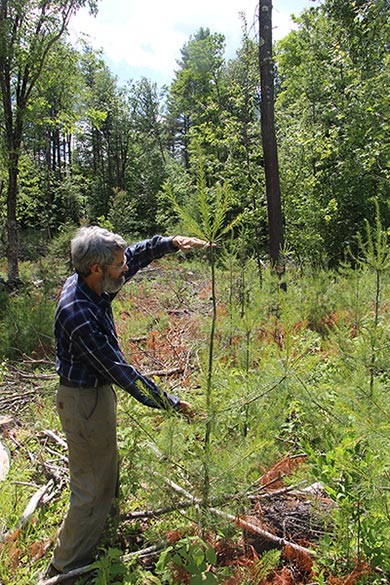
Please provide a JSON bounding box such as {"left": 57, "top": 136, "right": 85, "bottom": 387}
{"left": 253, "top": 549, "right": 281, "bottom": 581}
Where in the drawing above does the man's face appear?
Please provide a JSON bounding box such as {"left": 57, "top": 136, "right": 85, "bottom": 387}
{"left": 100, "top": 249, "right": 127, "bottom": 293}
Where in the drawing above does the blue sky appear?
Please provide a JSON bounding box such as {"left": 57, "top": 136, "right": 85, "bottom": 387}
{"left": 69, "top": 0, "right": 319, "bottom": 86}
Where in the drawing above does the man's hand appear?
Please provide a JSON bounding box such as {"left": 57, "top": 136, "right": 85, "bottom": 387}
{"left": 172, "top": 236, "right": 212, "bottom": 251}
{"left": 176, "top": 400, "right": 194, "bottom": 419}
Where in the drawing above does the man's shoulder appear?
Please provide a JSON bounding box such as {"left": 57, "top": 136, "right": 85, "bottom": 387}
{"left": 57, "top": 275, "right": 96, "bottom": 317}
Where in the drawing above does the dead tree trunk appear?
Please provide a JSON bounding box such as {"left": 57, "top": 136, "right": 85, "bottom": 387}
{"left": 258, "top": 0, "right": 284, "bottom": 270}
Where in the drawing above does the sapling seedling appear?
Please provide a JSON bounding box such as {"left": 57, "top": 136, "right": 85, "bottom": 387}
{"left": 167, "top": 160, "right": 241, "bottom": 511}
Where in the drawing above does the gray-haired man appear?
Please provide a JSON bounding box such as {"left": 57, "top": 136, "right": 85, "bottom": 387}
{"left": 47, "top": 227, "right": 207, "bottom": 577}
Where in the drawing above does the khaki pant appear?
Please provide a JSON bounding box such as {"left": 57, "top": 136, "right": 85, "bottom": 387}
{"left": 51, "top": 384, "right": 119, "bottom": 573}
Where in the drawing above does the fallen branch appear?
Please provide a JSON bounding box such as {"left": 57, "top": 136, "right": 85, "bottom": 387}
{"left": 122, "top": 502, "right": 194, "bottom": 520}
{"left": 146, "top": 367, "right": 184, "bottom": 377}
{"left": 0, "top": 480, "right": 54, "bottom": 543}
{"left": 37, "top": 542, "right": 166, "bottom": 584}
{"left": 18, "top": 480, "right": 54, "bottom": 527}
{"left": 128, "top": 335, "right": 148, "bottom": 343}
{"left": 122, "top": 482, "right": 306, "bottom": 522}
{"left": 44, "top": 446, "right": 68, "bottom": 463}
{"left": 40, "top": 429, "right": 68, "bottom": 450}
{"left": 19, "top": 354, "right": 55, "bottom": 367}
{"left": 14, "top": 371, "right": 56, "bottom": 381}
{"left": 121, "top": 489, "right": 248, "bottom": 521}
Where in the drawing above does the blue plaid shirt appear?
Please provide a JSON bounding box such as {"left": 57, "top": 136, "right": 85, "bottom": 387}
{"left": 55, "top": 235, "right": 180, "bottom": 409}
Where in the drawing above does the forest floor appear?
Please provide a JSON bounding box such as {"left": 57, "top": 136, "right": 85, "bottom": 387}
{"left": 0, "top": 259, "right": 387, "bottom": 584}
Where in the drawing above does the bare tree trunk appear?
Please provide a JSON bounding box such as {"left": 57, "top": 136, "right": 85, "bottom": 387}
{"left": 6, "top": 155, "right": 20, "bottom": 282}
{"left": 258, "top": 0, "right": 284, "bottom": 269}
{"left": 4, "top": 113, "right": 23, "bottom": 282}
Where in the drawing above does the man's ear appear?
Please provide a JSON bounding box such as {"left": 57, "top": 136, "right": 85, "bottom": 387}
{"left": 90, "top": 263, "right": 103, "bottom": 275}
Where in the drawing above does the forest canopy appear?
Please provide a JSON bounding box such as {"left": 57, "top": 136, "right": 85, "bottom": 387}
{"left": 0, "top": 0, "right": 388, "bottom": 278}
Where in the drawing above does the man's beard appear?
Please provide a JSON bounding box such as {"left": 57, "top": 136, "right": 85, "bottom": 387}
{"left": 100, "top": 270, "right": 125, "bottom": 293}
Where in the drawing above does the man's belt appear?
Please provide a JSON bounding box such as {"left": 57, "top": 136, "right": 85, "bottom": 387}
{"left": 59, "top": 377, "right": 108, "bottom": 388}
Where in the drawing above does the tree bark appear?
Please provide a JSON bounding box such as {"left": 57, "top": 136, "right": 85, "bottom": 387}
{"left": 6, "top": 162, "right": 20, "bottom": 282}
{"left": 259, "top": 0, "right": 284, "bottom": 268}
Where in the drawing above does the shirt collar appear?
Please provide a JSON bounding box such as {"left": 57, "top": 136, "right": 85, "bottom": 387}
{"left": 76, "top": 274, "right": 111, "bottom": 308}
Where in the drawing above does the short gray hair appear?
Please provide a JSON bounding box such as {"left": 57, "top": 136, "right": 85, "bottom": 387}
{"left": 71, "top": 226, "right": 127, "bottom": 276}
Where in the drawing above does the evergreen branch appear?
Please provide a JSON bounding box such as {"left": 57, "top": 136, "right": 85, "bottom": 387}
{"left": 293, "top": 374, "right": 345, "bottom": 423}
{"left": 121, "top": 407, "right": 191, "bottom": 477}
{"left": 216, "top": 375, "right": 286, "bottom": 413}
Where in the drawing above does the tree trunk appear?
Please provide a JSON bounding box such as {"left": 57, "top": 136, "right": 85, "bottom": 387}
{"left": 258, "top": 0, "right": 284, "bottom": 268}
{"left": 6, "top": 156, "right": 20, "bottom": 282}
{"left": 4, "top": 113, "right": 23, "bottom": 282}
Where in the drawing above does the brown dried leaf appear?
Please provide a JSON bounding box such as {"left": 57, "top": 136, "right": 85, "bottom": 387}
{"left": 283, "top": 544, "right": 313, "bottom": 577}
{"left": 260, "top": 456, "right": 307, "bottom": 491}
{"left": 29, "top": 539, "right": 51, "bottom": 562}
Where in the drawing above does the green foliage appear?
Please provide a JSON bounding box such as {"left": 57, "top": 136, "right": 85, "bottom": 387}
{"left": 51, "top": 174, "right": 89, "bottom": 227}
{"left": 0, "top": 280, "right": 55, "bottom": 359}
{"left": 16, "top": 155, "right": 45, "bottom": 230}
{"left": 309, "top": 437, "right": 390, "bottom": 570}
{"left": 275, "top": 0, "right": 389, "bottom": 264}
{"left": 167, "top": 27, "right": 227, "bottom": 172}
{"left": 0, "top": 251, "right": 389, "bottom": 583}
{"left": 155, "top": 161, "right": 192, "bottom": 232}
{"left": 0, "top": 0, "right": 387, "bottom": 269}
{"left": 155, "top": 536, "right": 218, "bottom": 584}
{"left": 352, "top": 203, "right": 389, "bottom": 273}
{"left": 108, "top": 188, "right": 139, "bottom": 238}
{"left": 169, "top": 160, "right": 241, "bottom": 245}
{"left": 253, "top": 549, "right": 281, "bottom": 582}
{"left": 91, "top": 548, "right": 131, "bottom": 584}
{"left": 1, "top": 1, "right": 389, "bottom": 579}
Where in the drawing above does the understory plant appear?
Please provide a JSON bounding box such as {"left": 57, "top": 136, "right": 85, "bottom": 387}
{"left": 168, "top": 160, "right": 240, "bottom": 510}
{"left": 305, "top": 211, "right": 390, "bottom": 572}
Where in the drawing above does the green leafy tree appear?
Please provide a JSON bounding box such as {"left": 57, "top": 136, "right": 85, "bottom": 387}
{"left": 25, "top": 40, "right": 85, "bottom": 236}
{"left": 219, "top": 24, "right": 267, "bottom": 270}
{"left": 275, "top": 0, "right": 389, "bottom": 264}
{"left": 75, "top": 46, "right": 121, "bottom": 219}
{"left": 123, "top": 78, "right": 169, "bottom": 234}
{"left": 166, "top": 28, "right": 227, "bottom": 174}
{"left": 0, "top": 0, "right": 97, "bottom": 282}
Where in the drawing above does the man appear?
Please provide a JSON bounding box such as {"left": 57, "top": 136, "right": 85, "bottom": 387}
{"left": 47, "top": 227, "right": 208, "bottom": 578}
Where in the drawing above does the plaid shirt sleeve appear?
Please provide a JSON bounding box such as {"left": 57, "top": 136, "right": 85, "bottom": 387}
{"left": 124, "top": 235, "right": 177, "bottom": 279}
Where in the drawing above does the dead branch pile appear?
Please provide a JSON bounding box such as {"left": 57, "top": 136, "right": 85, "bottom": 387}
{"left": 246, "top": 486, "right": 335, "bottom": 554}
{"left": 244, "top": 456, "right": 335, "bottom": 554}
{"left": 0, "top": 361, "right": 56, "bottom": 414}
